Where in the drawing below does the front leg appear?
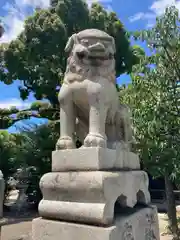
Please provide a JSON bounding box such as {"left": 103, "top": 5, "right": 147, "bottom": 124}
{"left": 84, "top": 92, "right": 107, "bottom": 148}
{"left": 56, "top": 88, "right": 75, "bottom": 150}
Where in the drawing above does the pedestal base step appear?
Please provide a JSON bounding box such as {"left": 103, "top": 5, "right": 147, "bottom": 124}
{"left": 32, "top": 206, "right": 160, "bottom": 240}
{"left": 52, "top": 147, "right": 140, "bottom": 171}
{"left": 39, "top": 171, "right": 150, "bottom": 225}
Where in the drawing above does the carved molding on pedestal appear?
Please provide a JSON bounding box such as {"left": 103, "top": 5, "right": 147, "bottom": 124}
{"left": 145, "top": 212, "right": 157, "bottom": 240}
{"left": 31, "top": 29, "right": 160, "bottom": 240}
{"left": 122, "top": 222, "right": 134, "bottom": 240}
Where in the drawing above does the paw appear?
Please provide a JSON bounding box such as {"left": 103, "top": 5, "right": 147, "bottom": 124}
{"left": 56, "top": 136, "right": 75, "bottom": 150}
{"left": 84, "top": 133, "right": 107, "bottom": 148}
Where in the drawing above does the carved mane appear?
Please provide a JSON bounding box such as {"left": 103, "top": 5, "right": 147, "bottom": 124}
{"left": 63, "top": 29, "right": 116, "bottom": 85}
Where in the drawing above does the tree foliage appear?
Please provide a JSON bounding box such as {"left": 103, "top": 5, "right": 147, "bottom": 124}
{"left": 0, "top": 22, "right": 4, "bottom": 38}
{"left": 0, "top": 1, "right": 141, "bottom": 208}
{"left": 0, "top": 131, "right": 22, "bottom": 179}
{"left": 129, "top": 6, "right": 180, "bottom": 179}
{"left": 0, "top": 1, "right": 139, "bottom": 122}
{"left": 15, "top": 122, "right": 59, "bottom": 206}
{"left": 120, "top": 6, "right": 180, "bottom": 235}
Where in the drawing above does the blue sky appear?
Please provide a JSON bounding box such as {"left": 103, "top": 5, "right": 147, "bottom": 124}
{"left": 0, "top": 0, "right": 179, "bottom": 131}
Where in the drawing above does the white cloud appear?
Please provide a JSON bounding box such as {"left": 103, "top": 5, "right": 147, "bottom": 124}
{"left": 0, "top": 98, "right": 31, "bottom": 109}
{"left": 0, "top": 0, "right": 113, "bottom": 43}
{"left": 86, "top": 0, "right": 112, "bottom": 5}
{"left": 86, "top": 0, "right": 113, "bottom": 11}
{"left": 129, "top": 12, "right": 155, "bottom": 23}
{"left": 129, "top": 12, "right": 145, "bottom": 22}
{"left": 150, "top": 0, "right": 180, "bottom": 15}
{"left": 16, "top": 0, "right": 50, "bottom": 9}
{"left": 129, "top": 0, "right": 180, "bottom": 27}
{"left": 0, "top": 0, "right": 50, "bottom": 43}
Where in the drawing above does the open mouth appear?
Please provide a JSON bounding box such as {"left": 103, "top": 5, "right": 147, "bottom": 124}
{"left": 88, "top": 53, "right": 114, "bottom": 60}
{"left": 77, "top": 52, "right": 114, "bottom": 61}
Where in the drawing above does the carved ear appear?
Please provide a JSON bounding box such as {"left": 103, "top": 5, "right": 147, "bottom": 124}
{"left": 65, "top": 34, "right": 77, "bottom": 53}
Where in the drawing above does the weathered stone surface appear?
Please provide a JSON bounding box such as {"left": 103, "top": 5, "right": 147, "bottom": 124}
{"left": 56, "top": 29, "right": 133, "bottom": 151}
{"left": 52, "top": 147, "right": 140, "bottom": 172}
{"left": 0, "top": 171, "right": 5, "bottom": 219}
{"left": 31, "top": 28, "right": 160, "bottom": 240}
{"left": 32, "top": 206, "right": 160, "bottom": 240}
{"left": 38, "top": 171, "right": 150, "bottom": 225}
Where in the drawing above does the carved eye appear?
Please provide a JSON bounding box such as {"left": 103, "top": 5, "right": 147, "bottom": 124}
{"left": 109, "top": 53, "right": 114, "bottom": 59}
{"left": 81, "top": 39, "right": 89, "bottom": 46}
{"left": 77, "top": 52, "right": 85, "bottom": 59}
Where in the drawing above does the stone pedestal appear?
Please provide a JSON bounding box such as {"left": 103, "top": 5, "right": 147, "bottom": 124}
{"left": 32, "top": 148, "right": 160, "bottom": 240}
{"left": 32, "top": 206, "right": 159, "bottom": 240}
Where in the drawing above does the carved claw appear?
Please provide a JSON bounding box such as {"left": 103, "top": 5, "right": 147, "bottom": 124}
{"left": 84, "top": 133, "right": 107, "bottom": 148}
{"left": 56, "top": 136, "right": 76, "bottom": 150}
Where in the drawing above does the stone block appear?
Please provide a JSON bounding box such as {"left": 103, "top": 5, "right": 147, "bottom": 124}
{"left": 39, "top": 171, "right": 150, "bottom": 225}
{"left": 32, "top": 206, "right": 160, "bottom": 240}
{"left": 52, "top": 147, "right": 140, "bottom": 172}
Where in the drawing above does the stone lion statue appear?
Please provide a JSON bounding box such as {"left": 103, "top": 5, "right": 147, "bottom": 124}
{"left": 56, "top": 29, "right": 133, "bottom": 150}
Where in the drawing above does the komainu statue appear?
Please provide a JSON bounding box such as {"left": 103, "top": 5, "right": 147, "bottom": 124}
{"left": 56, "top": 29, "right": 133, "bottom": 150}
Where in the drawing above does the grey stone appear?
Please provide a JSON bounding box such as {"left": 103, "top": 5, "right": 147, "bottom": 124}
{"left": 52, "top": 147, "right": 140, "bottom": 172}
{"left": 32, "top": 206, "right": 160, "bottom": 240}
{"left": 38, "top": 171, "right": 150, "bottom": 225}
{"left": 56, "top": 29, "right": 133, "bottom": 151}
{"left": 31, "top": 28, "right": 160, "bottom": 240}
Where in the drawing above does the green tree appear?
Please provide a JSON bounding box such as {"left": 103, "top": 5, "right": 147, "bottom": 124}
{"left": 0, "top": 22, "right": 4, "bottom": 38}
{"left": 121, "top": 6, "right": 180, "bottom": 237}
{"left": 0, "top": 131, "right": 22, "bottom": 179}
{"left": 0, "top": 0, "right": 138, "bottom": 122}
{"left": 15, "top": 122, "right": 59, "bottom": 207}
{"left": 0, "top": 24, "right": 18, "bottom": 130}
{"left": 0, "top": 24, "right": 32, "bottom": 130}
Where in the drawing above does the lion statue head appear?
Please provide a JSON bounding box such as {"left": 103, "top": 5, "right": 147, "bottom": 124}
{"left": 64, "top": 29, "right": 116, "bottom": 85}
